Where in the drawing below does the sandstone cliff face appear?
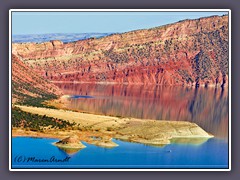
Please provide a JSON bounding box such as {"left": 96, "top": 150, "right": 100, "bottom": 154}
{"left": 12, "top": 15, "right": 229, "bottom": 87}
{"left": 12, "top": 54, "right": 62, "bottom": 104}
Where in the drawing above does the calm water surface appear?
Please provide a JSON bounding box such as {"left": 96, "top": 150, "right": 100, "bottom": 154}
{"left": 12, "top": 137, "right": 228, "bottom": 169}
{"left": 55, "top": 83, "right": 229, "bottom": 139}
{"left": 12, "top": 83, "right": 229, "bottom": 169}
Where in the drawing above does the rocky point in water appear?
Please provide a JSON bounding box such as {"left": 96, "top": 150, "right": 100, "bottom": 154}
{"left": 54, "top": 135, "right": 86, "bottom": 154}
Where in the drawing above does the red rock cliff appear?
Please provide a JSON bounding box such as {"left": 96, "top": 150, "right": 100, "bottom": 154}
{"left": 12, "top": 54, "right": 62, "bottom": 104}
{"left": 12, "top": 15, "right": 229, "bottom": 87}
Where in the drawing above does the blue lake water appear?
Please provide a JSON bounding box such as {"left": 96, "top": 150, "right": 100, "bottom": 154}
{"left": 12, "top": 84, "right": 229, "bottom": 169}
{"left": 12, "top": 137, "right": 228, "bottom": 169}
{"left": 71, "top": 95, "right": 94, "bottom": 99}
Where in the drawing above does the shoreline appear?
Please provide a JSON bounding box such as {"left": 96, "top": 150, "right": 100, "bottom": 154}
{"left": 12, "top": 105, "right": 214, "bottom": 149}
{"left": 51, "top": 80, "right": 228, "bottom": 88}
{"left": 12, "top": 129, "right": 213, "bottom": 148}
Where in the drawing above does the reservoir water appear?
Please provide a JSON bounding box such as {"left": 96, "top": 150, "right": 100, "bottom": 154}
{"left": 12, "top": 137, "right": 228, "bottom": 169}
{"left": 12, "top": 83, "right": 229, "bottom": 169}
{"left": 55, "top": 83, "right": 229, "bottom": 139}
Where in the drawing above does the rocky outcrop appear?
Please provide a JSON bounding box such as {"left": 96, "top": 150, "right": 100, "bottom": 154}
{"left": 12, "top": 15, "right": 229, "bottom": 87}
{"left": 12, "top": 54, "right": 62, "bottom": 104}
{"left": 54, "top": 135, "right": 86, "bottom": 149}
{"left": 115, "top": 120, "right": 213, "bottom": 145}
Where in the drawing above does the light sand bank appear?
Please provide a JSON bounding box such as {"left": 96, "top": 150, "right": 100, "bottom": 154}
{"left": 13, "top": 105, "right": 213, "bottom": 149}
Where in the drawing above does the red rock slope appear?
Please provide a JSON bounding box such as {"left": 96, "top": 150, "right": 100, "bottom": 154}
{"left": 12, "top": 54, "right": 62, "bottom": 104}
{"left": 12, "top": 15, "right": 229, "bottom": 87}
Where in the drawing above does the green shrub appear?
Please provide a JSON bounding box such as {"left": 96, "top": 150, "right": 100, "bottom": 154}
{"left": 11, "top": 107, "right": 75, "bottom": 132}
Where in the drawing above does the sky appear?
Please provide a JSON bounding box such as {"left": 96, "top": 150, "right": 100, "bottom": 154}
{"left": 12, "top": 11, "right": 228, "bottom": 35}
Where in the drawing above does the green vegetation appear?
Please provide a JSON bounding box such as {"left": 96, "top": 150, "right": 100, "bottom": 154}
{"left": 18, "top": 92, "right": 57, "bottom": 108}
{"left": 12, "top": 106, "right": 76, "bottom": 131}
{"left": 103, "top": 49, "right": 129, "bottom": 64}
{"left": 12, "top": 81, "right": 58, "bottom": 108}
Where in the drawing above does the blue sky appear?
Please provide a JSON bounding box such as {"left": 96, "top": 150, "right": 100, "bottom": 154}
{"left": 12, "top": 11, "right": 228, "bottom": 35}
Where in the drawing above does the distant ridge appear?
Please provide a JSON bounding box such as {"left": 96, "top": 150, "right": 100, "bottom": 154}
{"left": 12, "top": 33, "right": 113, "bottom": 43}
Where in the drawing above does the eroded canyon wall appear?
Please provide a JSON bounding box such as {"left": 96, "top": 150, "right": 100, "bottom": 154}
{"left": 12, "top": 54, "right": 62, "bottom": 104}
{"left": 12, "top": 15, "right": 229, "bottom": 87}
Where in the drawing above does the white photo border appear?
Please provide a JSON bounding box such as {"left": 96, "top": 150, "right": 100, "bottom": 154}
{"left": 9, "top": 9, "right": 231, "bottom": 171}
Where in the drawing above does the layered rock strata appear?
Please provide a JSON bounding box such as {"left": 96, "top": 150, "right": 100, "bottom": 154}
{"left": 12, "top": 15, "right": 229, "bottom": 87}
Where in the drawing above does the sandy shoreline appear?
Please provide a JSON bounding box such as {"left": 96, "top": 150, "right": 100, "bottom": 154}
{"left": 12, "top": 104, "right": 213, "bottom": 150}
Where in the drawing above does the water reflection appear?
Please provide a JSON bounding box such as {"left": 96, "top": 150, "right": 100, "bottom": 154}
{"left": 55, "top": 83, "right": 228, "bottom": 139}
{"left": 12, "top": 137, "right": 228, "bottom": 168}
{"left": 57, "top": 147, "right": 82, "bottom": 155}
{"left": 170, "top": 138, "right": 210, "bottom": 145}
